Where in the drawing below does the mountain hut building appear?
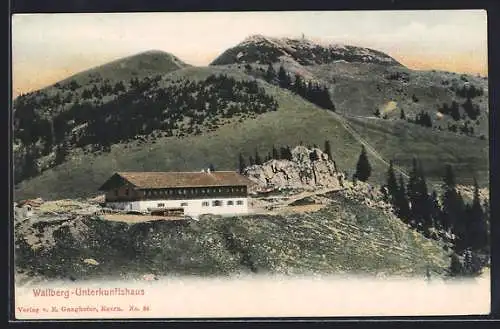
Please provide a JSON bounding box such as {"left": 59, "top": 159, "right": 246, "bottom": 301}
{"left": 98, "top": 170, "right": 253, "bottom": 217}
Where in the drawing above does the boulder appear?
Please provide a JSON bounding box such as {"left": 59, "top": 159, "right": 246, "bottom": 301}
{"left": 83, "top": 258, "right": 99, "bottom": 266}
{"left": 244, "top": 146, "right": 343, "bottom": 190}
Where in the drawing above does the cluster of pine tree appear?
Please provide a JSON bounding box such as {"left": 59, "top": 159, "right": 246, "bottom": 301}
{"left": 414, "top": 111, "right": 433, "bottom": 128}
{"left": 401, "top": 102, "right": 479, "bottom": 137}
{"left": 14, "top": 74, "right": 279, "bottom": 182}
{"left": 382, "top": 160, "right": 489, "bottom": 275}
{"left": 461, "top": 97, "right": 481, "bottom": 121}
{"left": 438, "top": 99, "right": 481, "bottom": 122}
{"left": 438, "top": 101, "right": 461, "bottom": 121}
{"left": 262, "top": 64, "right": 336, "bottom": 111}
{"left": 454, "top": 83, "right": 484, "bottom": 99}
{"left": 238, "top": 145, "right": 293, "bottom": 173}
{"left": 81, "top": 80, "right": 127, "bottom": 99}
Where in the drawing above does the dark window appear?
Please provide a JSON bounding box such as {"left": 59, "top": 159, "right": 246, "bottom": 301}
{"left": 157, "top": 203, "right": 165, "bottom": 208}
{"left": 181, "top": 202, "right": 188, "bottom": 207}
{"left": 212, "top": 200, "right": 222, "bottom": 207}
{"left": 202, "top": 201, "right": 209, "bottom": 207}
{"left": 227, "top": 200, "right": 234, "bottom": 206}
{"left": 237, "top": 200, "right": 244, "bottom": 205}
{"left": 125, "top": 188, "right": 129, "bottom": 196}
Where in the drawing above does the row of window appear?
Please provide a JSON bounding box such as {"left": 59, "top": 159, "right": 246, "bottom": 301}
{"left": 156, "top": 200, "right": 244, "bottom": 208}
{"left": 145, "top": 187, "right": 245, "bottom": 197}
{"left": 202, "top": 200, "right": 244, "bottom": 207}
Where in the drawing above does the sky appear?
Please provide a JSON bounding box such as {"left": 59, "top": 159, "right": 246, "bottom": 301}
{"left": 11, "top": 10, "right": 488, "bottom": 97}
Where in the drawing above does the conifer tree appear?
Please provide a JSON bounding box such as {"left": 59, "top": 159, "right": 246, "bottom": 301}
{"left": 238, "top": 153, "right": 246, "bottom": 174}
{"left": 354, "top": 145, "right": 371, "bottom": 182}
{"left": 319, "top": 86, "right": 335, "bottom": 111}
{"left": 450, "top": 101, "right": 461, "bottom": 121}
{"left": 248, "top": 156, "right": 255, "bottom": 166}
{"left": 407, "top": 158, "right": 431, "bottom": 230}
{"left": 285, "top": 146, "right": 293, "bottom": 161}
{"left": 418, "top": 161, "right": 432, "bottom": 233}
{"left": 406, "top": 159, "right": 419, "bottom": 228}
{"left": 395, "top": 174, "right": 411, "bottom": 221}
{"left": 279, "top": 147, "right": 287, "bottom": 160}
{"left": 54, "top": 141, "right": 70, "bottom": 165}
{"left": 265, "top": 63, "right": 276, "bottom": 82}
{"left": 466, "top": 178, "right": 487, "bottom": 251}
{"left": 386, "top": 160, "right": 399, "bottom": 205}
{"left": 22, "top": 146, "right": 40, "bottom": 179}
{"left": 278, "top": 65, "right": 291, "bottom": 88}
{"left": 400, "top": 109, "right": 406, "bottom": 120}
{"left": 441, "top": 164, "right": 466, "bottom": 250}
{"left": 454, "top": 191, "right": 467, "bottom": 250}
{"left": 449, "top": 253, "right": 464, "bottom": 276}
{"left": 483, "top": 199, "right": 490, "bottom": 250}
{"left": 429, "top": 190, "right": 443, "bottom": 231}
{"left": 254, "top": 149, "right": 262, "bottom": 166}
{"left": 374, "top": 108, "right": 381, "bottom": 117}
{"left": 324, "top": 140, "right": 333, "bottom": 160}
{"left": 272, "top": 145, "right": 279, "bottom": 160}
{"left": 293, "top": 74, "right": 305, "bottom": 97}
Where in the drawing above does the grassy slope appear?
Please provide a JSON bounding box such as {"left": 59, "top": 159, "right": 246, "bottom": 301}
{"left": 14, "top": 65, "right": 489, "bottom": 199}
{"left": 307, "top": 62, "right": 489, "bottom": 136}
{"left": 59, "top": 50, "right": 189, "bottom": 85}
{"left": 16, "top": 50, "right": 189, "bottom": 101}
{"left": 344, "top": 115, "right": 489, "bottom": 188}
{"left": 15, "top": 72, "right": 382, "bottom": 199}
{"left": 15, "top": 195, "right": 450, "bottom": 279}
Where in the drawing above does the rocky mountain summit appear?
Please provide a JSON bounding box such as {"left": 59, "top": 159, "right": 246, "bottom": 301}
{"left": 244, "top": 145, "right": 345, "bottom": 190}
{"left": 210, "top": 34, "right": 402, "bottom": 67}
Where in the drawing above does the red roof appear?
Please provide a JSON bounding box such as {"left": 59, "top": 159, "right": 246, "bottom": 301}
{"left": 16, "top": 199, "right": 43, "bottom": 208}
{"left": 99, "top": 171, "right": 255, "bottom": 190}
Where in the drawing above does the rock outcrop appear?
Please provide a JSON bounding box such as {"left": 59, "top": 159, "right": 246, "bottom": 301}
{"left": 210, "top": 34, "right": 402, "bottom": 67}
{"left": 244, "top": 146, "right": 345, "bottom": 190}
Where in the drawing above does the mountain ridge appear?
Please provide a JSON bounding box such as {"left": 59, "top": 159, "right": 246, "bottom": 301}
{"left": 210, "top": 34, "right": 403, "bottom": 67}
{"left": 14, "top": 50, "right": 190, "bottom": 100}
{"left": 12, "top": 37, "right": 489, "bottom": 199}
